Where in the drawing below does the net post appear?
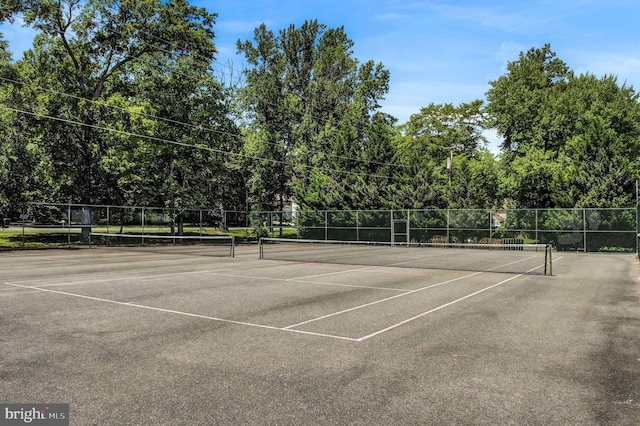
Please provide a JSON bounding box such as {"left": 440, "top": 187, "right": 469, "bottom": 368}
{"left": 259, "top": 237, "right": 264, "bottom": 259}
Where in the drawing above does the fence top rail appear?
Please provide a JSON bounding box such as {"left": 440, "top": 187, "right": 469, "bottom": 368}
{"left": 22, "top": 204, "right": 637, "bottom": 218}
{"left": 26, "top": 202, "right": 221, "bottom": 212}
{"left": 226, "top": 207, "right": 636, "bottom": 214}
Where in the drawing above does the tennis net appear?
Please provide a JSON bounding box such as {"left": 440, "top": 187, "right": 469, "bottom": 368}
{"left": 90, "top": 233, "right": 235, "bottom": 257}
{"left": 259, "top": 238, "right": 552, "bottom": 275}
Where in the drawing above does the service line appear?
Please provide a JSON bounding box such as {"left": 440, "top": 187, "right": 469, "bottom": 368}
{"left": 2, "top": 282, "right": 359, "bottom": 342}
{"left": 355, "top": 274, "right": 523, "bottom": 341}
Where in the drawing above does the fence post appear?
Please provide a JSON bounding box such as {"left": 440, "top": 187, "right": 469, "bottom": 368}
{"left": 269, "top": 211, "right": 273, "bottom": 235}
{"left": 67, "top": 204, "right": 71, "bottom": 247}
{"left": 637, "top": 204, "right": 640, "bottom": 258}
{"left": 390, "top": 210, "right": 394, "bottom": 245}
{"left": 583, "top": 208, "right": 587, "bottom": 253}
{"left": 21, "top": 207, "right": 25, "bottom": 249}
{"left": 325, "top": 211, "right": 328, "bottom": 241}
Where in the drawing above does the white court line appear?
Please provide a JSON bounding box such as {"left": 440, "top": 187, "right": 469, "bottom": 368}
{"left": 1, "top": 261, "right": 273, "bottom": 288}
{"left": 355, "top": 274, "right": 523, "bottom": 341}
{"left": 285, "top": 258, "right": 551, "bottom": 332}
{"left": 3, "top": 255, "right": 564, "bottom": 342}
{"left": 3, "top": 270, "right": 215, "bottom": 288}
{"left": 276, "top": 251, "right": 544, "bottom": 295}
{"left": 288, "top": 254, "right": 561, "bottom": 337}
{"left": 2, "top": 282, "right": 359, "bottom": 342}
{"left": 283, "top": 271, "right": 483, "bottom": 329}
{"left": 287, "top": 279, "right": 410, "bottom": 292}
{"left": 355, "top": 260, "right": 554, "bottom": 341}
{"left": 186, "top": 270, "right": 412, "bottom": 292}
{"left": 284, "top": 262, "right": 433, "bottom": 280}
{"left": 285, "top": 264, "right": 384, "bottom": 280}
{"left": 277, "top": 250, "right": 542, "bottom": 283}
{"left": 1, "top": 268, "right": 409, "bottom": 294}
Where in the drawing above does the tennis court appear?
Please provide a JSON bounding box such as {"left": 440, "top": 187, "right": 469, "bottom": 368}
{"left": 1, "top": 243, "right": 639, "bottom": 424}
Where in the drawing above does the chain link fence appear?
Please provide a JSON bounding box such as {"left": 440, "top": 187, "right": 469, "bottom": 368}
{"left": 1, "top": 203, "right": 636, "bottom": 253}
{"left": 0, "top": 203, "right": 225, "bottom": 249}
{"left": 287, "top": 208, "right": 635, "bottom": 252}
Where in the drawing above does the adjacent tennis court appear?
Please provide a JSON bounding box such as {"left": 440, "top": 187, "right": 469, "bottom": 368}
{"left": 1, "top": 243, "right": 639, "bottom": 424}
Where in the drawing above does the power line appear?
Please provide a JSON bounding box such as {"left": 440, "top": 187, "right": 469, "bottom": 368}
{"left": 0, "top": 75, "right": 408, "bottom": 171}
{"left": 1, "top": 8, "right": 410, "bottom": 173}
{"left": 0, "top": 104, "right": 408, "bottom": 182}
{"left": 0, "top": 76, "right": 238, "bottom": 140}
{"left": 104, "top": 24, "right": 406, "bottom": 168}
{"left": 104, "top": 24, "right": 244, "bottom": 85}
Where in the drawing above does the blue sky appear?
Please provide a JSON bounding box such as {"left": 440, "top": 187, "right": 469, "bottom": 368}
{"left": 208, "top": 0, "right": 640, "bottom": 124}
{"left": 1, "top": 0, "right": 639, "bottom": 128}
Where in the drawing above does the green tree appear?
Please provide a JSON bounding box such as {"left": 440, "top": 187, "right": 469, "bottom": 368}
{"left": 391, "top": 101, "right": 489, "bottom": 209}
{"left": 236, "top": 23, "right": 289, "bottom": 211}
{"left": 0, "top": 0, "right": 218, "bottom": 236}
{"left": 487, "top": 44, "right": 640, "bottom": 208}
{"left": 449, "top": 149, "right": 500, "bottom": 209}
{"left": 237, "top": 20, "right": 394, "bottom": 210}
{"left": 0, "top": 32, "right": 16, "bottom": 215}
{"left": 499, "top": 147, "right": 560, "bottom": 208}
{"left": 0, "top": 32, "right": 41, "bottom": 217}
{"left": 554, "top": 74, "right": 640, "bottom": 207}
{"left": 101, "top": 55, "right": 242, "bottom": 231}
{"left": 486, "top": 44, "right": 571, "bottom": 159}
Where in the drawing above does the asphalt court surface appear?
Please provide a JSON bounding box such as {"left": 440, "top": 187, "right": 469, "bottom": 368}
{"left": 2, "top": 244, "right": 640, "bottom": 424}
{"left": 2, "top": 245, "right": 547, "bottom": 341}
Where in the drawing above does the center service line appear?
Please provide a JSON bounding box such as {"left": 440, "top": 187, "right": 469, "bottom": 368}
{"left": 283, "top": 271, "right": 483, "bottom": 329}
{"left": 355, "top": 274, "right": 523, "bottom": 341}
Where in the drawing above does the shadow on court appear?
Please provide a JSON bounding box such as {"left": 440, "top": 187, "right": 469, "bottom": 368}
{"left": 1, "top": 246, "right": 639, "bottom": 424}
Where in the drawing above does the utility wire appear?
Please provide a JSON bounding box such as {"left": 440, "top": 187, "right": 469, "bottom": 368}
{"left": 1, "top": 104, "right": 408, "bottom": 182}
{"left": 2, "top": 10, "right": 411, "bottom": 173}
{"left": 103, "top": 26, "right": 407, "bottom": 167}
{"left": 0, "top": 76, "right": 408, "bottom": 170}
{"left": 5, "top": 11, "right": 404, "bottom": 170}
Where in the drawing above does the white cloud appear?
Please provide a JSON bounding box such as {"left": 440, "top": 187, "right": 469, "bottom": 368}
{"left": 401, "top": 2, "right": 552, "bottom": 33}
{"left": 496, "top": 41, "right": 527, "bottom": 64}
{"left": 572, "top": 52, "right": 640, "bottom": 85}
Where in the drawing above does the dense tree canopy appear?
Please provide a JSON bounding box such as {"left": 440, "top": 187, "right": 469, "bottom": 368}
{"left": 236, "top": 20, "right": 395, "bottom": 210}
{"left": 0, "top": 2, "right": 638, "bottom": 220}
{"left": 487, "top": 44, "right": 640, "bottom": 208}
{"left": 390, "top": 101, "right": 493, "bottom": 209}
{"left": 0, "top": 0, "right": 243, "bottom": 228}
